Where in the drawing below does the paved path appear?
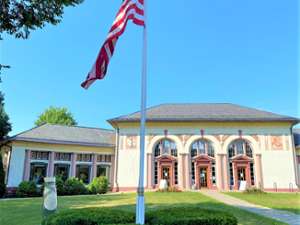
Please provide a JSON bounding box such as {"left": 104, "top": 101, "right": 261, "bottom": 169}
{"left": 200, "top": 190, "right": 300, "bottom": 225}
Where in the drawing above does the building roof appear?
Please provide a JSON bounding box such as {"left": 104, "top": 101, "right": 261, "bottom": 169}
{"left": 293, "top": 129, "right": 300, "bottom": 148}
{"left": 8, "top": 124, "right": 115, "bottom": 147}
{"left": 108, "top": 103, "right": 299, "bottom": 124}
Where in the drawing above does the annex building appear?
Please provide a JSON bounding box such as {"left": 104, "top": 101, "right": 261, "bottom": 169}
{"left": 1, "top": 103, "right": 300, "bottom": 193}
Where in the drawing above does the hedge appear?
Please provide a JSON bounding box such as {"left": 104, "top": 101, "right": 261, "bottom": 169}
{"left": 146, "top": 207, "right": 237, "bottom": 225}
{"left": 43, "top": 207, "right": 237, "bottom": 225}
{"left": 16, "top": 181, "right": 39, "bottom": 197}
{"left": 42, "top": 208, "right": 135, "bottom": 225}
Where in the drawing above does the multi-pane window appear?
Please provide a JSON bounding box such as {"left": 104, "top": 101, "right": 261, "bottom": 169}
{"left": 154, "top": 139, "right": 177, "bottom": 157}
{"left": 228, "top": 146, "right": 235, "bottom": 158}
{"left": 211, "top": 162, "right": 216, "bottom": 185}
{"left": 190, "top": 140, "right": 215, "bottom": 158}
{"left": 246, "top": 143, "right": 253, "bottom": 158}
{"left": 191, "top": 148, "right": 197, "bottom": 158}
{"left": 228, "top": 140, "right": 255, "bottom": 188}
{"left": 31, "top": 151, "right": 49, "bottom": 160}
{"left": 154, "top": 162, "right": 158, "bottom": 184}
{"left": 96, "top": 165, "right": 110, "bottom": 178}
{"left": 54, "top": 164, "right": 70, "bottom": 181}
{"left": 228, "top": 140, "right": 253, "bottom": 158}
{"left": 77, "top": 154, "right": 92, "bottom": 162}
{"left": 174, "top": 162, "right": 178, "bottom": 185}
{"left": 54, "top": 153, "right": 71, "bottom": 161}
{"left": 191, "top": 162, "right": 195, "bottom": 183}
{"left": 30, "top": 162, "right": 47, "bottom": 185}
{"left": 250, "top": 163, "right": 255, "bottom": 185}
{"left": 76, "top": 165, "right": 91, "bottom": 184}
{"left": 97, "top": 154, "right": 112, "bottom": 163}
{"left": 229, "top": 163, "right": 234, "bottom": 186}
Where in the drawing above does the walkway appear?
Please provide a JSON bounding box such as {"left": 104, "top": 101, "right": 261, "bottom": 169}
{"left": 200, "top": 190, "right": 300, "bottom": 225}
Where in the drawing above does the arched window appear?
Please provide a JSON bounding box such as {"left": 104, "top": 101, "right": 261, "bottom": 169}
{"left": 190, "top": 139, "right": 215, "bottom": 158}
{"left": 228, "top": 139, "right": 253, "bottom": 158}
{"left": 154, "top": 139, "right": 177, "bottom": 157}
{"left": 153, "top": 139, "right": 178, "bottom": 185}
{"left": 227, "top": 139, "right": 255, "bottom": 187}
{"left": 190, "top": 139, "right": 216, "bottom": 187}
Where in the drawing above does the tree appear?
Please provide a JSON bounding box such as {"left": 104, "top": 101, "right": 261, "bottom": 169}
{"left": 0, "top": 154, "right": 6, "bottom": 197}
{"left": 0, "top": 0, "right": 84, "bottom": 39}
{"left": 0, "top": 92, "right": 11, "bottom": 141}
{"left": 35, "top": 106, "right": 77, "bottom": 126}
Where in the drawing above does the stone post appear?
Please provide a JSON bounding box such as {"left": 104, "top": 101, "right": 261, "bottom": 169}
{"left": 43, "top": 177, "right": 57, "bottom": 219}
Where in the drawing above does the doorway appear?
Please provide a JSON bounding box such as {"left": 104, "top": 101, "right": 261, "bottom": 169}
{"left": 161, "top": 166, "right": 171, "bottom": 186}
{"left": 199, "top": 167, "right": 208, "bottom": 188}
{"left": 237, "top": 167, "right": 246, "bottom": 181}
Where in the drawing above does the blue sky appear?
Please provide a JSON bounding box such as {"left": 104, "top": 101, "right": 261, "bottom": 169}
{"left": 1, "top": 0, "right": 299, "bottom": 135}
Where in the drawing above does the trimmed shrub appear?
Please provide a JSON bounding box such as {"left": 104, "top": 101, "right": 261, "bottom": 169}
{"left": 88, "top": 176, "right": 109, "bottom": 194}
{"left": 157, "top": 186, "right": 181, "bottom": 192}
{"left": 16, "top": 181, "right": 38, "bottom": 197}
{"left": 146, "top": 207, "right": 238, "bottom": 225}
{"left": 244, "top": 187, "right": 265, "bottom": 194}
{"left": 0, "top": 154, "right": 6, "bottom": 197}
{"left": 64, "top": 177, "right": 88, "bottom": 195}
{"left": 43, "top": 206, "right": 237, "bottom": 225}
{"left": 42, "top": 208, "right": 135, "bottom": 225}
{"left": 55, "top": 176, "right": 65, "bottom": 196}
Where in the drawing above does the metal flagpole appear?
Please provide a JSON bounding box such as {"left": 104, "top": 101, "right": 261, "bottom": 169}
{"left": 136, "top": 0, "right": 147, "bottom": 224}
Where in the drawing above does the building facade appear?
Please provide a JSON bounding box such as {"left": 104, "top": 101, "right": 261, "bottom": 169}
{"left": 1, "top": 125, "right": 116, "bottom": 193}
{"left": 1, "top": 103, "right": 300, "bottom": 193}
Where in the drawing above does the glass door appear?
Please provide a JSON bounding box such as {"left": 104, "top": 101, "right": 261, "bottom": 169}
{"left": 161, "top": 166, "right": 170, "bottom": 186}
{"left": 199, "top": 167, "right": 208, "bottom": 187}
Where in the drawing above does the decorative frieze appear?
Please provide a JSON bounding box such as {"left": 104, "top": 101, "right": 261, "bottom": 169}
{"left": 126, "top": 135, "right": 137, "bottom": 149}
{"left": 270, "top": 135, "right": 283, "bottom": 150}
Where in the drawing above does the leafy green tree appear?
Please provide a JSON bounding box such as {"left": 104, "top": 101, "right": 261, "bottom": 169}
{"left": 0, "top": 154, "right": 6, "bottom": 197}
{"left": 0, "top": 0, "right": 84, "bottom": 39}
{"left": 35, "top": 106, "right": 77, "bottom": 126}
{"left": 0, "top": 92, "right": 11, "bottom": 141}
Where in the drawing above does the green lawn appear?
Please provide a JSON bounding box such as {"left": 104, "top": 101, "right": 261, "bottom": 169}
{"left": 0, "top": 192, "right": 287, "bottom": 225}
{"left": 225, "top": 192, "right": 300, "bottom": 215}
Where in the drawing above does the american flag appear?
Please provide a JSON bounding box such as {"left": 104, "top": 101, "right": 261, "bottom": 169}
{"left": 81, "top": 0, "right": 145, "bottom": 89}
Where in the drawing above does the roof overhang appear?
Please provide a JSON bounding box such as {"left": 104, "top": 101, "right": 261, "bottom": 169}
{"left": 8, "top": 137, "right": 115, "bottom": 148}
{"left": 108, "top": 117, "right": 299, "bottom": 127}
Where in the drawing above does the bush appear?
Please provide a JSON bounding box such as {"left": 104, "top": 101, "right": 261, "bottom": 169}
{"left": 156, "top": 186, "right": 181, "bottom": 192}
{"left": 0, "top": 154, "right": 6, "bottom": 198}
{"left": 146, "top": 207, "right": 238, "bottom": 225}
{"left": 64, "top": 177, "right": 88, "bottom": 195}
{"left": 55, "top": 176, "right": 65, "bottom": 196}
{"left": 43, "top": 206, "right": 237, "bottom": 225}
{"left": 16, "top": 181, "right": 38, "bottom": 197}
{"left": 244, "top": 187, "right": 265, "bottom": 194}
{"left": 42, "top": 208, "right": 135, "bottom": 225}
{"left": 88, "top": 176, "right": 109, "bottom": 194}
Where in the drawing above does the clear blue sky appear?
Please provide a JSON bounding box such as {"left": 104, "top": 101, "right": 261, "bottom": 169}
{"left": 1, "top": 0, "right": 299, "bottom": 135}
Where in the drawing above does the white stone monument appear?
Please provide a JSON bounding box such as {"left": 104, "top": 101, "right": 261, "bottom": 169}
{"left": 43, "top": 177, "right": 57, "bottom": 217}
{"left": 159, "top": 179, "right": 168, "bottom": 191}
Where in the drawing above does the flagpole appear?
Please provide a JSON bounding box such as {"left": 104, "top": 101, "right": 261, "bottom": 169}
{"left": 136, "top": 0, "right": 147, "bottom": 224}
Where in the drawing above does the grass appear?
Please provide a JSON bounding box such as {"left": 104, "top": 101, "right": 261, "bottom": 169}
{"left": 0, "top": 192, "right": 287, "bottom": 225}
{"left": 225, "top": 192, "right": 300, "bottom": 215}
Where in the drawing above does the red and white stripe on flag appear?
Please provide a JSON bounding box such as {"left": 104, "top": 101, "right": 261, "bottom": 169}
{"left": 81, "top": 0, "right": 144, "bottom": 89}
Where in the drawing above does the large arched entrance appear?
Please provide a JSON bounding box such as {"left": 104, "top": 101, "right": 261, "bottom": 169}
{"left": 228, "top": 139, "right": 255, "bottom": 190}
{"left": 154, "top": 139, "right": 178, "bottom": 187}
{"left": 190, "top": 139, "right": 216, "bottom": 189}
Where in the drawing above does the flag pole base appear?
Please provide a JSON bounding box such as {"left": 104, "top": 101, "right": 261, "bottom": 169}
{"left": 135, "top": 195, "right": 145, "bottom": 224}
